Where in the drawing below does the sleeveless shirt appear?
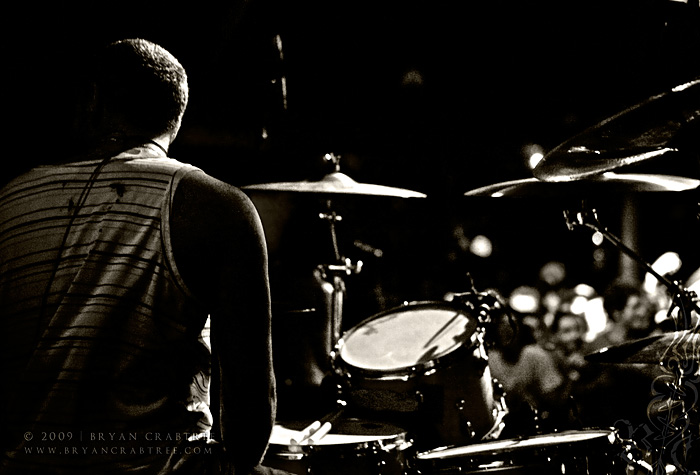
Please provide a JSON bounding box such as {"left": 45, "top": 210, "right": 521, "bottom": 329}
{"left": 0, "top": 144, "right": 213, "bottom": 473}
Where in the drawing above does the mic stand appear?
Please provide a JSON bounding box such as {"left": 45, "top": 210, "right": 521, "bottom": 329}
{"left": 563, "top": 203, "right": 700, "bottom": 327}
{"left": 564, "top": 202, "right": 699, "bottom": 474}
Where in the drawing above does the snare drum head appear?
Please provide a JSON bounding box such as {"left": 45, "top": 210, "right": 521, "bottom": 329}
{"left": 338, "top": 302, "right": 477, "bottom": 372}
{"left": 267, "top": 419, "right": 411, "bottom": 475}
{"left": 270, "top": 418, "right": 407, "bottom": 448}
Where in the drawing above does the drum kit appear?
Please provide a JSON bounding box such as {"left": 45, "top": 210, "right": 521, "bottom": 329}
{"left": 243, "top": 77, "right": 700, "bottom": 474}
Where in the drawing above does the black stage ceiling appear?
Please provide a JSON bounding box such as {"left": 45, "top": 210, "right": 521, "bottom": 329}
{"left": 3, "top": 1, "right": 699, "bottom": 189}
{"left": 3, "top": 1, "right": 700, "bottom": 304}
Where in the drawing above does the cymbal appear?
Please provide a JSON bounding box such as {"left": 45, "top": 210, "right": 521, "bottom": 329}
{"left": 585, "top": 329, "right": 700, "bottom": 364}
{"left": 243, "top": 172, "right": 427, "bottom": 198}
{"left": 533, "top": 77, "right": 700, "bottom": 182}
{"left": 464, "top": 173, "right": 700, "bottom": 197}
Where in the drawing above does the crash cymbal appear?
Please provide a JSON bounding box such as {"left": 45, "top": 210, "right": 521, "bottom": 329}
{"left": 533, "top": 77, "right": 700, "bottom": 182}
{"left": 585, "top": 329, "right": 700, "bottom": 364}
{"left": 243, "top": 171, "right": 427, "bottom": 198}
{"left": 464, "top": 173, "right": 700, "bottom": 197}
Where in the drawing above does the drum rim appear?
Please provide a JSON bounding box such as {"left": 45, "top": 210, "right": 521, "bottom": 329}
{"left": 415, "top": 428, "right": 620, "bottom": 461}
{"left": 332, "top": 300, "right": 482, "bottom": 377}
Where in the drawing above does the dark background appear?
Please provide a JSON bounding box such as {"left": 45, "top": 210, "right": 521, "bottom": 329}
{"left": 3, "top": 1, "right": 700, "bottom": 322}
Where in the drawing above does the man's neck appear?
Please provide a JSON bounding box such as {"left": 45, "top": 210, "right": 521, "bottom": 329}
{"left": 150, "top": 133, "right": 172, "bottom": 154}
{"left": 108, "top": 132, "right": 171, "bottom": 156}
{"left": 87, "top": 134, "right": 171, "bottom": 160}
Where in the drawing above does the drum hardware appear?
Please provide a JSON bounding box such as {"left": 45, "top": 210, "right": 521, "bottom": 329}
{"left": 619, "top": 439, "right": 655, "bottom": 475}
{"left": 482, "top": 381, "right": 508, "bottom": 442}
{"left": 314, "top": 156, "right": 363, "bottom": 362}
{"left": 414, "top": 390, "right": 425, "bottom": 405}
{"left": 455, "top": 408, "right": 477, "bottom": 440}
{"left": 563, "top": 204, "right": 699, "bottom": 473}
{"left": 316, "top": 253, "right": 362, "bottom": 364}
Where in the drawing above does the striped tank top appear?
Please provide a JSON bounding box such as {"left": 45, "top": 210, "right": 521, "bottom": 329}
{"left": 0, "top": 145, "right": 213, "bottom": 473}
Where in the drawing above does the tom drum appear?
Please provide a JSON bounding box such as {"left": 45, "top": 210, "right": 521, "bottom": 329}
{"left": 332, "top": 300, "right": 506, "bottom": 449}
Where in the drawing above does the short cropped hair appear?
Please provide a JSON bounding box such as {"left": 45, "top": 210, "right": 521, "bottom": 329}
{"left": 550, "top": 311, "right": 588, "bottom": 335}
{"left": 602, "top": 282, "right": 640, "bottom": 322}
{"left": 93, "top": 38, "right": 188, "bottom": 137}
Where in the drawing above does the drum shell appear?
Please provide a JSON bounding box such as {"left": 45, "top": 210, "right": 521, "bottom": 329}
{"left": 264, "top": 418, "right": 412, "bottom": 475}
{"left": 333, "top": 301, "right": 498, "bottom": 448}
{"left": 414, "top": 429, "right": 628, "bottom": 475}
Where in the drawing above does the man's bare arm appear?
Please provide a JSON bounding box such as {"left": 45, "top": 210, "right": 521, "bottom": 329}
{"left": 170, "top": 170, "right": 275, "bottom": 473}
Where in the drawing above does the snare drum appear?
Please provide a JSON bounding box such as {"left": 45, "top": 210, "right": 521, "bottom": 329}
{"left": 264, "top": 418, "right": 412, "bottom": 475}
{"left": 332, "top": 301, "right": 504, "bottom": 448}
{"left": 414, "top": 429, "right": 628, "bottom": 474}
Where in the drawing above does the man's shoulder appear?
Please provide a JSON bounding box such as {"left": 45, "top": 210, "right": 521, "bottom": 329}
{"left": 172, "top": 170, "right": 260, "bottom": 237}
{"left": 177, "top": 169, "right": 252, "bottom": 208}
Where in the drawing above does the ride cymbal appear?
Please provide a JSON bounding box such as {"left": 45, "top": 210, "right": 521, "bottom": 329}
{"left": 533, "top": 78, "right": 700, "bottom": 182}
{"left": 464, "top": 173, "right": 700, "bottom": 198}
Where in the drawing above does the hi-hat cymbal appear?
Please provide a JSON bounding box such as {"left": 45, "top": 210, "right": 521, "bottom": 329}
{"left": 464, "top": 173, "right": 700, "bottom": 198}
{"left": 585, "top": 329, "right": 700, "bottom": 364}
{"left": 533, "top": 77, "right": 700, "bottom": 182}
{"left": 243, "top": 172, "right": 427, "bottom": 198}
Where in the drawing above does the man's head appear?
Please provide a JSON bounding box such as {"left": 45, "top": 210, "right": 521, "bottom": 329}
{"left": 551, "top": 312, "right": 587, "bottom": 355}
{"left": 80, "top": 38, "right": 188, "bottom": 144}
{"left": 603, "top": 282, "right": 655, "bottom": 338}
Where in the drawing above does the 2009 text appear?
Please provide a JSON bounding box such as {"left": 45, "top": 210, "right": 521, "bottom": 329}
{"left": 41, "top": 432, "right": 73, "bottom": 442}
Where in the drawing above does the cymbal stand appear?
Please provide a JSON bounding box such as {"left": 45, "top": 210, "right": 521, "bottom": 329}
{"left": 316, "top": 198, "right": 362, "bottom": 363}
{"left": 564, "top": 202, "right": 699, "bottom": 474}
